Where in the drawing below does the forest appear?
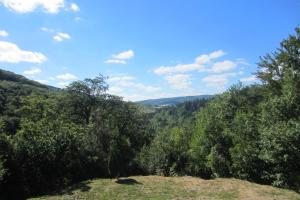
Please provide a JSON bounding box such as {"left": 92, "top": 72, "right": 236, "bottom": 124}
{"left": 0, "top": 28, "right": 299, "bottom": 199}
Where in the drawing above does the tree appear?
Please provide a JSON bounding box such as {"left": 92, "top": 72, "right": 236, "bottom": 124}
{"left": 63, "top": 75, "right": 108, "bottom": 124}
{"left": 14, "top": 119, "right": 97, "bottom": 196}
{"left": 257, "top": 28, "right": 300, "bottom": 189}
{"left": 259, "top": 121, "right": 300, "bottom": 189}
{"left": 257, "top": 27, "right": 300, "bottom": 99}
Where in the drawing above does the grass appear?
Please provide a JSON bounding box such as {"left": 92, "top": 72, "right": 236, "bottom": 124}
{"left": 29, "top": 176, "right": 300, "bottom": 200}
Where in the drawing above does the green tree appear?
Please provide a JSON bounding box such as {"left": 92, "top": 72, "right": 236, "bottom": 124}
{"left": 63, "top": 75, "right": 108, "bottom": 124}
{"left": 257, "top": 28, "right": 300, "bottom": 189}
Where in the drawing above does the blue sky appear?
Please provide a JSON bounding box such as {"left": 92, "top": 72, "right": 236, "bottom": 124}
{"left": 0, "top": 0, "right": 299, "bottom": 101}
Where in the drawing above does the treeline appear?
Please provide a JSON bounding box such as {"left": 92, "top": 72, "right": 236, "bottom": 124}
{"left": 139, "top": 28, "right": 300, "bottom": 191}
{"left": 0, "top": 28, "right": 299, "bottom": 199}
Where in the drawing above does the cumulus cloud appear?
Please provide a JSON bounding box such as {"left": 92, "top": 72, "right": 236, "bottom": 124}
{"left": 0, "top": 41, "right": 47, "bottom": 63}
{"left": 153, "top": 50, "right": 250, "bottom": 94}
{"left": 105, "top": 59, "right": 126, "bottom": 64}
{"left": 56, "top": 73, "right": 77, "bottom": 81}
{"left": 106, "top": 50, "right": 135, "bottom": 64}
{"left": 133, "top": 83, "right": 161, "bottom": 93}
{"left": 211, "top": 60, "right": 237, "bottom": 73}
{"left": 154, "top": 50, "right": 225, "bottom": 75}
{"left": 195, "top": 50, "right": 225, "bottom": 65}
{"left": 112, "top": 50, "right": 134, "bottom": 60}
{"left": 0, "top": 0, "right": 65, "bottom": 13}
{"left": 70, "top": 2, "right": 79, "bottom": 12}
{"left": 154, "top": 64, "right": 203, "bottom": 75}
{"left": 240, "top": 75, "right": 257, "bottom": 83}
{"left": 108, "top": 75, "right": 161, "bottom": 96}
{"left": 165, "top": 74, "right": 192, "bottom": 90}
{"left": 0, "top": 30, "right": 8, "bottom": 37}
{"left": 108, "top": 75, "right": 135, "bottom": 83}
{"left": 53, "top": 32, "right": 71, "bottom": 42}
{"left": 41, "top": 28, "right": 71, "bottom": 42}
{"left": 108, "top": 75, "right": 140, "bottom": 89}
{"left": 202, "top": 73, "right": 236, "bottom": 89}
{"left": 108, "top": 86, "right": 123, "bottom": 94}
{"left": 23, "top": 67, "right": 42, "bottom": 76}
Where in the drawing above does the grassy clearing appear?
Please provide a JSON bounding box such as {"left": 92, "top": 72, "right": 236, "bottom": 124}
{"left": 30, "top": 176, "right": 300, "bottom": 200}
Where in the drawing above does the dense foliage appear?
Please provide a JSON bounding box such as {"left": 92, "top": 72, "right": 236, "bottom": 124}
{"left": 0, "top": 75, "right": 150, "bottom": 199}
{"left": 0, "top": 28, "right": 299, "bottom": 199}
{"left": 138, "top": 28, "right": 300, "bottom": 191}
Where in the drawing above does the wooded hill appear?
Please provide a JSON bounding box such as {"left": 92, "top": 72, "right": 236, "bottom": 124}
{"left": 137, "top": 95, "right": 213, "bottom": 106}
{"left": 0, "top": 28, "right": 299, "bottom": 199}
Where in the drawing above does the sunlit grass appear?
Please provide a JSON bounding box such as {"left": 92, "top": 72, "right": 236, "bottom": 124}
{"left": 30, "top": 176, "right": 300, "bottom": 200}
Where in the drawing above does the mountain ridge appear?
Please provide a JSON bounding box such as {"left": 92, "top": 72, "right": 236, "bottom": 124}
{"left": 136, "top": 95, "right": 214, "bottom": 106}
{"left": 0, "top": 68, "right": 58, "bottom": 91}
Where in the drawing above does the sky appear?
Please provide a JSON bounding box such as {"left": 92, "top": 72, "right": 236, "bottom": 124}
{"left": 0, "top": 0, "right": 300, "bottom": 101}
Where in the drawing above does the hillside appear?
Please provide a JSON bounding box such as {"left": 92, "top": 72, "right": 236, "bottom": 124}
{"left": 30, "top": 176, "right": 300, "bottom": 200}
{"left": 0, "top": 68, "right": 58, "bottom": 91}
{"left": 136, "top": 95, "right": 213, "bottom": 106}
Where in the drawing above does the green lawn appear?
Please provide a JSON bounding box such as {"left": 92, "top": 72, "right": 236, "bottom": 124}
{"left": 30, "top": 176, "right": 300, "bottom": 200}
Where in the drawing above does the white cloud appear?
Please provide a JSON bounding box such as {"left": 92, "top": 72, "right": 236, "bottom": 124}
{"left": 105, "top": 59, "right": 126, "bottom": 64}
{"left": 108, "top": 75, "right": 135, "bottom": 83}
{"left": 165, "top": 74, "right": 192, "bottom": 90}
{"left": 0, "top": 30, "right": 8, "bottom": 37}
{"left": 53, "top": 32, "right": 71, "bottom": 42}
{"left": 154, "top": 63, "right": 203, "bottom": 75}
{"left": 236, "top": 58, "right": 250, "bottom": 66}
{"left": 56, "top": 73, "right": 77, "bottom": 81}
{"left": 35, "top": 79, "right": 49, "bottom": 84}
{"left": 0, "top": 41, "right": 47, "bottom": 63}
{"left": 195, "top": 50, "right": 225, "bottom": 65}
{"left": 41, "top": 27, "right": 55, "bottom": 33}
{"left": 70, "top": 2, "right": 79, "bottom": 12}
{"left": 240, "top": 75, "right": 257, "bottom": 83}
{"left": 154, "top": 50, "right": 225, "bottom": 75}
{"left": 202, "top": 73, "right": 236, "bottom": 89}
{"left": 108, "top": 75, "right": 161, "bottom": 93}
{"left": 133, "top": 83, "right": 161, "bottom": 93}
{"left": 112, "top": 50, "right": 134, "bottom": 60}
{"left": 42, "top": 28, "right": 71, "bottom": 43}
{"left": 153, "top": 50, "right": 250, "bottom": 94}
{"left": 108, "top": 86, "right": 123, "bottom": 94}
{"left": 57, "top": 82, "right": 69, "bottom": 87}
{"left": 106, "top": 50, "right": 135, "bottom": 64}
{"left": 23, "top": 67, "right": 42, "bottom": 76}
{"left": 211, "top": 60, "right": 237, "bottom": 73}
{"left": 0, "top": 0, "right": 65, "bottom": 13}
{"left": 108, "top": 75, "right": 136, "bottom": 88}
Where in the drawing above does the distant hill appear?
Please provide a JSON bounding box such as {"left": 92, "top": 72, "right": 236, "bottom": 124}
{"left": 136, "top": 95, "right": 214, "bottom": 106}
{"left": 0, "top": 68, "right": 58, "bottom": 91}
{"left": 0, "top": 69, "right": 212, "bottom": 107}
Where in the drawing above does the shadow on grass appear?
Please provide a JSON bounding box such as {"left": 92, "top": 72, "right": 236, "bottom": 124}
{"left": 115, "top": 178, "right": 142, "bottom": 185}
{"left": 26, "top": 180, "right": 92, "bottom": 199}
{"left": 58, "top": 180, "right": 92, "bottom": 195}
